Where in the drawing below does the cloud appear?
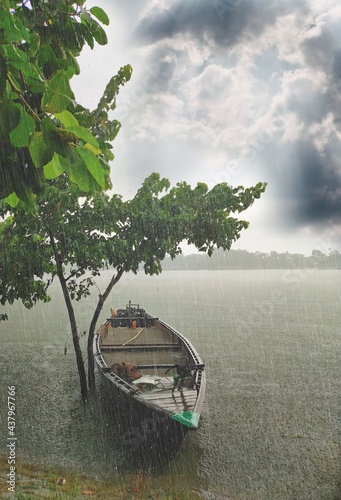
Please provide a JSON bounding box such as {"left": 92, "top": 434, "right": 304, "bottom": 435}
{"left": 136, "top": 0, "right": 309, "bottom": 51}
{"left": 93, "top": 0, "right": 341, "bottom": 251}
{"left": 298, "top": 141, "right": 341, "bottom": 225}
{"left": 185, "top": 62, "right": 258, "bottom": 132}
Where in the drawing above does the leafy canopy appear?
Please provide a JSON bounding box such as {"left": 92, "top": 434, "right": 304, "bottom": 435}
{"left": 0, "top": 1, "right": 132, "bottom": 206}
{"left": 0, "top": 174, "right": 267, "bottom": 310}
{"left": 0, "top": 2, "right": 267, "bottom": 395}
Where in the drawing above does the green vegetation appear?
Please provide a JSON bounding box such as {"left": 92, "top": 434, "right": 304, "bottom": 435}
{"left": 0, "top": 175, "right": 266, "bottom": 398}
{"left": 0, "top": 456, "right": 202, "bottom": 498}
{"left": 0, "top": 0, "right": 131, "bottom": 206}
{"left": 0, "top": 2, "right": 267, "bottom": 399}
{"left": 162, "top": 248, "right": 341, "bottom": 270}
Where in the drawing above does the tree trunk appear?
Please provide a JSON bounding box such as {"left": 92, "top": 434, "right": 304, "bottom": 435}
{"left": 59, "top": 271, "right": 88, "bottom": 401}
{"left": 49, "top": 233, "right": 88, "bottom": 401}
{"left": 87, "top": 267, "right": 124, "bottom": 390}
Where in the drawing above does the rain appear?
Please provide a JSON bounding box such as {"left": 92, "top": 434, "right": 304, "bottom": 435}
{"left": 1, "top": 1, "right": 341, "bottom": 499}
{"left": 1, "top": 265, "right": 340, "bottom": 498}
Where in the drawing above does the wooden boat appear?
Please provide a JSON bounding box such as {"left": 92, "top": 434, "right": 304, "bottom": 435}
{"left": 93, "top": 302, "right": 206, "bottom": 432}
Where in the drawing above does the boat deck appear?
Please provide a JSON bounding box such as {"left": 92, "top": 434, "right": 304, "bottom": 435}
{"left": 100, "top": 323, "right": 177, "bottom": 346}
{"left": 99, "top": 324, "right": 199, "bottom": 414}
{"left": 99, "top": 324, "right": 188, "bottom": 376}
{"left": 137, "top": 379, "right": 198, "bottom": 413}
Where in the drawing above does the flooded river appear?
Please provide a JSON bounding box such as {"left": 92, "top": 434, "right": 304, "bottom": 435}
{"left": 0, "top": 270, "right": 340, "bottom": 499}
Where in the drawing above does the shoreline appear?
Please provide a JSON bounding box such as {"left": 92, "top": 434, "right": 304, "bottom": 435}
{"left": 0, "top": 456, "right": 202, "bottom": 499}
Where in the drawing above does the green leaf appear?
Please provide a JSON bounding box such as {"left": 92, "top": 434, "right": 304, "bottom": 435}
{"left": 90, "top": 6, "right": 110, "bottom": 25}
{"left": 99, "top": 119, "right": 121, "bottom": 141}
{"left": 64, "top": 150, "right": 90, "bottom": 192}
{"left": 0, "top": 11, "right": 22, "bottom": 42}
{"left": 9, "top": 106, "right": 35, "bottom": 147}
{"left": 3, "top": 192, "right": 19, "bottom": 208}
{"left": 89, "top": 20, "right": 108, "bottom": 45}
{"left": 122, "top": 64, "right": 133, "bottom": 82}
{"left": 81, "top": 27, "right": 94, "bottom": 50}
{"left": 67, "top": 125, "right": 100, "bottom": 149}
{"left": 41, "top": 70, "right": 74, "bottom": 114}
{"left": 41, "top": 116, "right": 72, "bottom": 158}
{"left": 66, "top": 52, "right": 80, "bottom": 77}
{"left": 73, "top": 106, "right": 93, "bottom": 128}
{"left": 55, "top": 110, "right": 79, "bottom": 128}
{"left": 58, "top": 128, "right": 79, "bottom": 142}
{"left": 43, "top": 153, "right": 65, "bottom": 179}
{"left": 83, "top": 142, "right": 101, "bottom": 155}
{"left": 14, "top": 179, "right": 36, "bottom": 209}
{"left": 12, "top": 15, "right": 30, "bottom": 41}
{"left": 26, "top": 72, "right": 45, "bottom": 94}
{"left": 27, "top": 31, "right": 41, "bottom": 57}
{"left": 0, "top": 96, "right": 20, "bottom": 137}
{"left": 43, "top": 149, "right": 90, "bottom": 192}
{"left": 5, "top": 45, "right": 28, "bottom": 71}
{"left": 29, "top": 132, "right": 54, "bottom": 168}
{"left": 75, "top": 146, "right": 106, "bottom": 189}
{"left": 0, "top": 0, "right": 10, "bottom": 10}
{"left": 4, "top": 45, "right": 44, "bottom": 89}
{"left": 37, "top": 42, "right": 57, "bottom": 68}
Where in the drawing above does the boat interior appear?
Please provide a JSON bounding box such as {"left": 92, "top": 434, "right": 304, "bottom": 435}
{"left": 99, "top": 321, "right": 190, "bottom": 380}
{"left": 96, "top": 306, "right": 204, "bottom": 425}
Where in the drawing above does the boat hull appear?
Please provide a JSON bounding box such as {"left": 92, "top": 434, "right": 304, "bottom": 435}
{"left": 98, "top": 370, "right": 189, "bottom": 462}
{"left": 93, "top": 304, "right": 206, "bottom": 457}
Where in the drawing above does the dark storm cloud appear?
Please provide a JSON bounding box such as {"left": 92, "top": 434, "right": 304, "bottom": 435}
{"left": 265, "top": 141, "right": 341, "bottom": 230}
{"left": 136, "top": 0, "right": 308, "bottom": 48}
{"left": 295, "top": 144, "right": 341, "bottom": 223}
{"left": 285, "top": 88, "right": 329, "bottom": 126}
{"left": 300, "top": 12, "right": 341, "bottom": 122}
{"left": 331, "top": 50, "right": 341, "bottom": 84}
{"left": 108, "top": 0, "right": 341, "bottom": 248}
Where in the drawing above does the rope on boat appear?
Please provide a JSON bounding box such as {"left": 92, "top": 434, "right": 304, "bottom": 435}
{"left": 122, "top": 328, "right": 144, "bottom": 346}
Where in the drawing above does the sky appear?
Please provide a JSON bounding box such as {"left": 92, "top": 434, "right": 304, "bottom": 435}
{"left": 73, "top": 0, "right": 341, "bottom": 256}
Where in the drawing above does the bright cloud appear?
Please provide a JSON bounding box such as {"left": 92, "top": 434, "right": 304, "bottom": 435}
{"left": 73, "top": 0, "right": 341, "bottom": 253}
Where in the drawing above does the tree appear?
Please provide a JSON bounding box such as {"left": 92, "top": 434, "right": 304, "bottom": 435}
{"left": 0, "top": 1, "right": 267, "bottom": 399}
{"left": 327, "top": 250, "right": 341, "bottom": 269}
{"left": 0, "top": 1, "right": 131, "bottom": 206}
{"left": 0, "top": 175, "right": 267, "bottom": 398}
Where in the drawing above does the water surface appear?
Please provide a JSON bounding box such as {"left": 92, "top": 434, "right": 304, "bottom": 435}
{"left": 0, "top": 270, "right": 340, "bottom": 499}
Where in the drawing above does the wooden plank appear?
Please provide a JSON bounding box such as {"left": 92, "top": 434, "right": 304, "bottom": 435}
{"left": 148, "top": 401, "right": 197, "bottom": 411}
{"left": 139, "top": 395, "right": 197, "bottom": 403}
{"left": 145, "top": 401, "right": 195, "bottom": 410}
{"left": 141, "top": 386, "right": 195, "bottom": 393}
{"left": 144, "top": 398, "right": 187, "bottom": 407}
{"left": 146, "top": 399, "right": 183, "bottom": 406}
{"left": 161, "top": 404, "right": 195, "bottom": 411}
{"left": 141, "top": 392, "right": 198, "bottom": 402}
{"left": 101, "top": 327, "right": 178, "bottom": 347}
{"left": 157, "top": 402, "right": 196, "bottom": 411}
{"left": 138, "top": 396, "right": 196, "bottom": 411}
{"left": 160, "top": 405, "right": 193, "bottom": 411}
{"left": 137, "top": 364, "right": 175, "bottom": 370}
{"left": 100, "top": 344, "right": 181, "bottom": 352}
{"left": 141, "top": 390, "right": 198, "bottom": 398}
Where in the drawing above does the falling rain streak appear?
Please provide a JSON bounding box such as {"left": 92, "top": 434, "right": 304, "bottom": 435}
{"left": 0, "top": 269, "right": 340, "bottom": 498}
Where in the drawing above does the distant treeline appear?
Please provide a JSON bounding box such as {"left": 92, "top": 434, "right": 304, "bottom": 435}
{"left": 161, "top": 248, "right": 341, "bottom": 270}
